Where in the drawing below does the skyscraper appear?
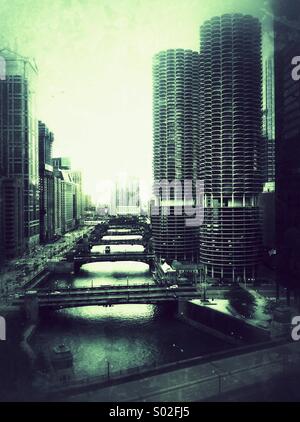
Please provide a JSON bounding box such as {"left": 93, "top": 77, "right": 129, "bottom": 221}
{"left": 0, "top": 177, "right": 24, "bottom": 260}
{"left": 152, "top": 49, "right": 200, "bottom": 262}
{"left": 273, "top": 0, "right": 300, "bottom": 290}
{"left": 71, "top": 170, "right": 84, "bottom": 225}
{"left": 199, "top": 14, "right": 263, "bottom": 282}
{"left": 39, "top": 121, "right": 54, "bottom": 243}
{"left": 53, "top": 157, "right": 76, "bottom": 233}
{"left": 0, "top": 48, "right": 39, "bottom": 249}
{"left": 263, "top": 57, "right": 275, "bottom": 188}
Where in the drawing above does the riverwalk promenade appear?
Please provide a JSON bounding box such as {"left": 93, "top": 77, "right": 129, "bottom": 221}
{"left": 43, "top": 338, "right": 300, "bottom": 402}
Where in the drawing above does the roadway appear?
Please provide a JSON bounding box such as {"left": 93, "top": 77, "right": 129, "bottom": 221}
{"left": 14, "top": 285, "right": 201, "bottom": 309}
{"left": 0, "top": 225, "right": 94, "bottom": 301}
{"left": 73, "top": 251, "right": 154, "bottom": 264}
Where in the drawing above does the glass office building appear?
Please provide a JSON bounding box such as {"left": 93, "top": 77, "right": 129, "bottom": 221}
{"left": 0, "top": 48, "right": 39, "bottom": 249}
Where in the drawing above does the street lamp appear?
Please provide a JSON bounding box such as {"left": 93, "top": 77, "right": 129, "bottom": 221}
{"left": 107, "top": 360, "right": 110, "bottom": 379}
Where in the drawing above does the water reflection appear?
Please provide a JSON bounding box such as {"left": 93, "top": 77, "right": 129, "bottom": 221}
{"left": 35, "top": 303, "right": 231, "bottom": 379}
{"left": 107, "top": 228, "right": 133, "bottom": 234}
{"left": 34, "top": 238, "right": 232, "bottom": 378}
{"left": 50, "top": 261, "right": 153, "bottom": 290}
{"left": 102, "top": 235, "right": 142, "bottom": 241}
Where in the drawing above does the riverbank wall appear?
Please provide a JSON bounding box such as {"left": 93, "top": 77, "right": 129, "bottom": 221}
{"left": 177, "top": 300, "right": 270, "bottom": 345}
{"left": 20, "top": 324, "right": 37, "bottom": 366}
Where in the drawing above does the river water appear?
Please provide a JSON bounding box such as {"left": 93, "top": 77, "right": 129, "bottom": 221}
{"left": 31, "top": 236, "right": 233, "bottom": 380}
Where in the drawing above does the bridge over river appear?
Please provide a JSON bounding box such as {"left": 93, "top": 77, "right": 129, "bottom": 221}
{"left": 72, "top": 251, "right": 155, "bottom": 272}
{"left": 14, "top": 284, "right": 201, "bottom": 310}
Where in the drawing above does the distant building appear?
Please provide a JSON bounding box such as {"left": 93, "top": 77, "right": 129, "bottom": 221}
{"left": 52, "top": 157, "right": 71, "bottom": 170}
{"left": 96, "top": 204, "right": 108, "bottom": 216}
{"left": 39, "top": 121, "right": 54, "bottom": 243}
{"left": 53, "top": 168, "right": 75, "bottom": 233}
{"left": 70, "top": 170, "right": 83, "bottom": 225}
{"left": 53, "top": 173, "right": 64, "bottom": 236}
{"left": 110, "top": 178, "right": 140, "bottom": 216}
{"left": 84, "top": 193, "right": 93, "bottom": 211}
{"left": 61, "top": 170, "right": 76, "bottom": 232}
{"left": 0, "top": 48, "right": 39, "bottom": 250}
{"left": 52, "top": 158, "right": 82, "bottom": 234}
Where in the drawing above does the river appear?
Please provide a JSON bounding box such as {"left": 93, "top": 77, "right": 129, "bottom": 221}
{"left": 32, "top": 237, "right": 233, "bottom": 380}
{"left": 0, "top": 233, "right": 235, "bottom": 401}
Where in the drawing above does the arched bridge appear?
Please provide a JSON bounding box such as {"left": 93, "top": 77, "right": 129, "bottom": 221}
{"left": 72, "top": 251, "right": 155, "bottom": 272}
{"left": 90, "top": 238, "right": 144, "bottom": 246}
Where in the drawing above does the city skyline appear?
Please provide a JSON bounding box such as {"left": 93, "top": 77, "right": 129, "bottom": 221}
{"left": 1, "top": 0, "right": 300, "bottom": 405}
{"left": 0, "top": 0, "right": 273, "bottom": 202}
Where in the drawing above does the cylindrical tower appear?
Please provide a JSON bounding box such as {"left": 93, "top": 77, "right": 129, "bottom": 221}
{"left": 199, "top": 14, "right": 263, "bottom": 281}
{"left": 152, "top": 49, "right": 199, "bottom": 262}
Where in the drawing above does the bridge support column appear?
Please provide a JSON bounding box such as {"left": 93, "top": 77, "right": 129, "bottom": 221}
{"left": 74, "top": 262, "right": 81, "bottom": 274}
{"left": 23, "top": 293, "right": 39, "bottom": 323}
{"left": 149, "top": 259, "right": 155, "bottom": 273}
{"left": 177, "top": 298, "right": 188, "bottom": 319}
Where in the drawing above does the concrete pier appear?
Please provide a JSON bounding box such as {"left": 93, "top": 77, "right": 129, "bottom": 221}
{"left": 47, "top": 260, "right": 74, "bottom": 274}
{"left": 23, "top": 292, "right": 39, "bottom": 323}
{"left": 20, "top": 324, "right": 37, "bottom": 367}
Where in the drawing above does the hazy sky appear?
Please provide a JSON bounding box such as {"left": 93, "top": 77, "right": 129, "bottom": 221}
{"left": 0, "top": 0, "right": 273, "bottom": 202}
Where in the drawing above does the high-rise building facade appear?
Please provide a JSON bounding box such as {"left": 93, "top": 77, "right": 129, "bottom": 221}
{"left": 53, "top": 174, "right": 64, "bottom": 236}
{"left": 52, "top": 157, "right": 71, "bottom": 171}
{"left": 262, "top": 57, "right": 275, "bottom": 188}
{"left": 0, "top": 49, "right": 39, "bottom": 249}
{"left": 152, "top": 49, "right": 200, "bottom": 262}
{"left": 52, "top": 157, "right": 82, "bottom": 234}
{"left": 273, "top": 0, "right": 300, "bottom": 289}
{"left": 71, "top": 170, "right": 83, "bottom": 225}
{"left": 39, "top": 121, "right": 54, "bottom": 243}
{"left": 199, "top": 15, "right": 263, "bottom": 281}
{"left": 53, "top": 159, "right": 74, "bottom": 234}
{"left": 0, "top": 177, "right": 24, "bottom": 259}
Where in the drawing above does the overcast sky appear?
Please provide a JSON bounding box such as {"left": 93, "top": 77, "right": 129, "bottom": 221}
{"left": 0, "top": 0, "right": 273, "bottom": 202}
